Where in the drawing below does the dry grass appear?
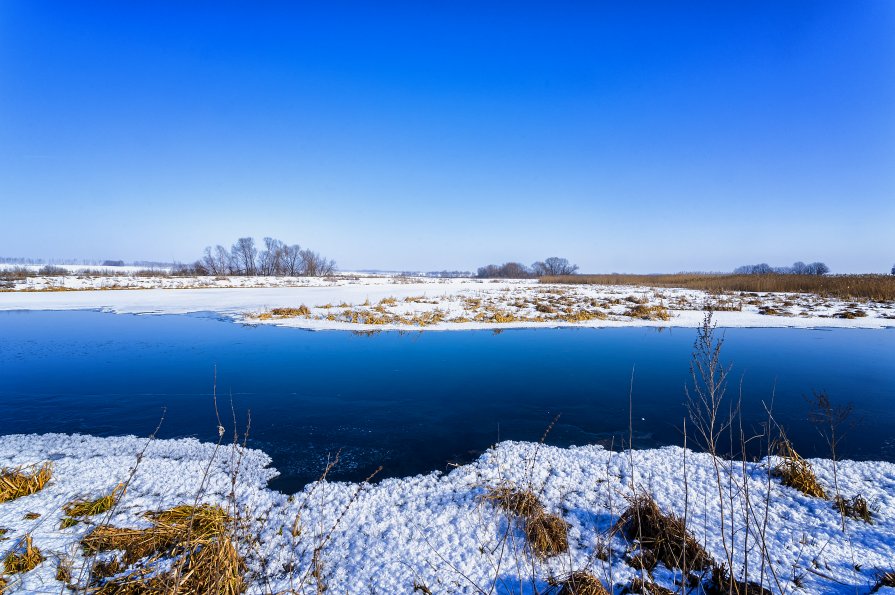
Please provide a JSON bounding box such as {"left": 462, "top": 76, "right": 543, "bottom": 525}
{"left": 624, "top": 304, "right": 670, "bottom": 321}
{"left": 63, "top": 484, "right": 122, "bottom": 519}
{"left": 614, "top": 494, "right": 712, "bottom": 571}
{"left": 482, "top": 484, "right": 569, "bottom": 558}
{"left": 834, "top": 494, "right": 872, "bottom": 522}
{"left": 871, "top": 571, "right": 895, "bottom": 593}
{"left": 257, "top": 305, "right": 311, "bottom": 319}
{"left": 556, "top": 570, "right": 609, "bottom": 595}
{"left": 625, "top": 577, "right": 674, "bottom": 595}
{"left": 3, "top": 534, "right": 43, "bottom": 574}
{"left": 772, "top": 438, "right": 827, "bottom": 498}
{"left": 542, "top": 273, "right": 895, "bottom": 302}
{"left": 524, "top": 512, "right": 569, "bottom": 558}
{"left": 484, "top": 486, "right": 544, "bottom": 518}
{"left": 706, "top": 565, "right": 773, "bottom": 595}
{"left": 80, "top": 503, "right": 245, "bottom": 594}
{"left": 0, "top": 462, "right": 52, "bottom": 503}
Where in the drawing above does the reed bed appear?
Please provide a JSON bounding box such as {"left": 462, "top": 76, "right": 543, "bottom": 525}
{"left": 542, "top": 274, "right": 895, "bottom": 302}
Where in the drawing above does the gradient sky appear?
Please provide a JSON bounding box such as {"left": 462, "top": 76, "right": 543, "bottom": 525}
{"left": 1, "top": 2, "right": 893, "bottom": 272}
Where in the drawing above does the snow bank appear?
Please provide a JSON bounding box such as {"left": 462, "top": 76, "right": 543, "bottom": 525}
{"left": 1, "top": 276, "right": 893, "bottom": 330}
{"left": 1, "top": 434, "right": 893, "bottom": 593}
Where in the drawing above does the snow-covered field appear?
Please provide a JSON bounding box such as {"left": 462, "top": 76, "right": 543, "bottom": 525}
{"left": 1, "top": 434, "right": 893, "bottom": 594}
{"left": 1, "top": 275, "right": 893, "bottom": 330}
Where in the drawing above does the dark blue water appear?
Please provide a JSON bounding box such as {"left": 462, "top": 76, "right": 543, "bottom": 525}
{"left": 1, "top": 310, "right": 893, "bottom": 492}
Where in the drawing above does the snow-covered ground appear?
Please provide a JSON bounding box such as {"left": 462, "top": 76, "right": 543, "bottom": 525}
{"left": 1, "top": 434, "right": 893, "bottom": 594}
{"left": 0, "top": 275, "right": 893, "bottom": 330}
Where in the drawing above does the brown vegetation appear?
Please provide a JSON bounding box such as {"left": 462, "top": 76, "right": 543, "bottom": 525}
{"left": 557, "top": 571, "right": 610, "bottom": 595}
{"left": 614, "top": 494, "right": 712, "bottom": 570}
{"left": 0, "top": 463, "right": 52, "bottom": 504}
{"left": 2, "top": 534, "right": 43, "bottom": 574}
{"left": 772, "top": 438, "right": 827, "bottom": 498}
{"left": 81, "top": 503, "right": 245, "bottom": 594}
{"left": 542, "top": 273, "right": 895, "bottom": 302}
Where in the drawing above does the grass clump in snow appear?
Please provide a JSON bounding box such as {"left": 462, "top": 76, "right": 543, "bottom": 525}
{"left": 555, "top": 570, "right": 609, "bottom": 595}
{"left": 834, "top": 494, "right": 872, "bottom": 523}
{"left": 871, "top": 572, "right": 895, "bottom": 593}
{"left": 60, "top": 484, "right": 123, "bottom": 529}
{"left": 482, "top": 484, "right": 569, "bottom": 558}
{"left": 624, "top": 304, "right": 670, "bottom": 321}
{"left": 524, "top": 511, "right": 569, "bottom": 558}
{"left": 0, "top": 462, "right": 52, "bottom": 504}
{"left": 484, "top": 485, "right": 543, "bottom": 518}
{"left": 2, "top": 534, "right": 43, "bottom": 574}
{"left": 259, "top": 305, "right": 311, "bottom": 319}
{"left": 80, "top": 503, "right": 245, "bottom": 595}
{"left": 614, "top": 493, "right": 712, "bottom": 571}
{"left": 772, "top": 438, "right": 827, "bottom": 498}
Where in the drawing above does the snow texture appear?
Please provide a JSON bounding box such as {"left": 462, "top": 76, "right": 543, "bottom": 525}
{"left": 1, "top": 434, "right": 894, "bottom": 593}
{"left": 1, "top": 276, "right": 893, "bottom": 330}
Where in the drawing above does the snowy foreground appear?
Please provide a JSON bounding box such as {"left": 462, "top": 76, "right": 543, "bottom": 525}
{"left": 1, "top": 434, "right": 893, "bottom": 594}
{"left": 1, "top": 275, "right": 893, "bottom": 330}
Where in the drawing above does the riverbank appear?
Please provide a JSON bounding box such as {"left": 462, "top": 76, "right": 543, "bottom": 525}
{"left": 1, "top": 276, "right": 893, "bottom": 331}
{"left": 1, "top": 433, "right": 893, "bottom": 593}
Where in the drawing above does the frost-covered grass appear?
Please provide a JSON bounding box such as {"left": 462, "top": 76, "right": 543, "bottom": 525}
{"left": 1, "top": 275, "right": 893, "bottom": 331}
{"left": 1, "top": 434, "right": 894, "bottom": 594}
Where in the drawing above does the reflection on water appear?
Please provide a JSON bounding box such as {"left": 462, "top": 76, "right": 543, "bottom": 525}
{"left": 1, "top": 310, "right": 893, "bottom": 493}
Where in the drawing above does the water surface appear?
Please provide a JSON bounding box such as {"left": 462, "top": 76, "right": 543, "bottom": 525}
{"left": 1, "top": 310, "right": 892, "bottom": 492}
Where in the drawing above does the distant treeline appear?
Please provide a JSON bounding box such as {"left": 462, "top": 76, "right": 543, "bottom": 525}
{"left": 477, "top": 257, "right": 578, "bottom": 279}
{"left": 179, "top": 237, "right": 336, "bottom": 277}
{"left": 734, "top": 261, "right": 829, "bottom": 275}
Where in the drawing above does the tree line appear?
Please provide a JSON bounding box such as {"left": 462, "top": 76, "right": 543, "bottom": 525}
{"left": 477, "top": 257, "right": 578, "bottom": 279}
{"left": 733, "top": 261, "right": 830, "bottom": 275}
{"left": 181, "top": 237, "right": 336, "bottom": 277}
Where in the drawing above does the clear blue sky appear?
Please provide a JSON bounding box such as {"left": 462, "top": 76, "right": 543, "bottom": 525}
{"left": 1, "top": 2, "right": 892, "bottom": 272}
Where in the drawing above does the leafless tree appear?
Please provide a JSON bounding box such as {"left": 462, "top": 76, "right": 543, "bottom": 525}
{"left": 300, "top": 249, "right": 336, "bottom": 276}
{"left": 281, "top": 244, "right": 303, "bottom": 276}
{"left": 258, "top": 237, "right": 286, "bottom": 276}
{"left": 202, "top": 245, "right": 233, "bottom": 275}
{"left": 536, "top": 257, "right": 578, "bottom": 276}
{"left": 230, "top": 237, "right": 257, "bottom": 276}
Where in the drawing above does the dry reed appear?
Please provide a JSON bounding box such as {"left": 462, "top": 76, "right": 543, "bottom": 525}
{"left": 772, "top": 438, "right": 827, "bottom": 498}
{"left": 0, "top": 463, "right": 52, "bottom": 504}
{"left": 542, "top": 273, "right": 895, "bottom": 302}
{"left": 614, "top": 493, "right": 712, "bottom": 570}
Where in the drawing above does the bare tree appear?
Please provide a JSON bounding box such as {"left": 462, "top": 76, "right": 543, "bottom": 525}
{"left": 202, "top": 245, "right": 233, "bottom": 275}
{"left": 542, "top": 257, "right": 578, "bottom": 276}
{"left": 280, "top": 244, "right": 303, "bottom": 276}
{"left": 300, "top": 249, "right": 336, "bottom": 276}
{"left": 258, "top": 237, "right": 286, "bottom": 276}
{"left": 230, "top": 237, "right": 257, "bottom": 276}
{"left": 530, "top": 261, "right": 548, "bottom": 276}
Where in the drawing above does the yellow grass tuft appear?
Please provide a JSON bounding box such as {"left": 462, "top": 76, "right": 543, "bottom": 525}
{"left": 773, "top": 438, "right": 827, "bottom": 498}
{"left": 614, "top": 493, "right": 712, "bottom": 570}
{"left": 624, "top": 304, "right": 671, "bottom": 321}
{"left": 483, "top": 486, "right": 544, "bottom": 518}
{"left": 3, "top": 534, "right": 43, "bottom": 574}
{"left": 524, "top": 512, "right": 569, "bottom": 558}
{"left": 556, "top": 571, "right": 609, "bottom": 595}
{"left": 0, "top": 463, "right": 52, "bottom": 504}
{"left": 64, "top": 484, "right": 123, "bottom": 518}
{"left": 81, "top": 503, "right": 245, "bottom": 594}
{"left": 482, "top": 485, "right": 568, "bottom": 558}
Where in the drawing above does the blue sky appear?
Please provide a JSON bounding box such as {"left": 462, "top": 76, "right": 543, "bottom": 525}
{"left": 1, "top": 2, "right": 892, "bottom": 272}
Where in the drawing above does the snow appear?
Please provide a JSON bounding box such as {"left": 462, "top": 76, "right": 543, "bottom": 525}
{"left": 1, "top": 276, "right": 893, "bottom": 330}
{"left": 1, "top": 434, "right": 893, "bottom": 593}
